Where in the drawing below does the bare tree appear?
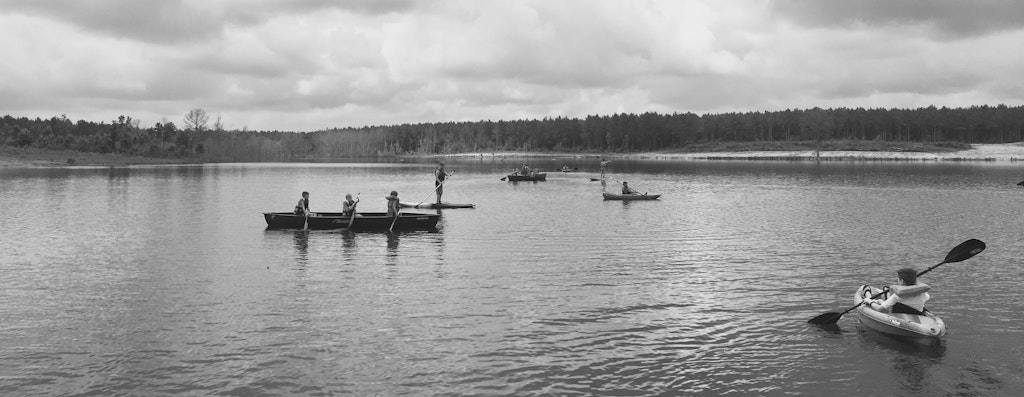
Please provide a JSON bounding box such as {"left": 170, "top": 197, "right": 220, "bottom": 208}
{"left": 213, "top": 115, "right": 224, "bottom": 131}
{"left": 183, "top": 108, "right": 209, "bottom": 131}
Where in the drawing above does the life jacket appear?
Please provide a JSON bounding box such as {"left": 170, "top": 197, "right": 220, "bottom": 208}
{"left": 887, "top": 283, "right": 931, "bottom": 312}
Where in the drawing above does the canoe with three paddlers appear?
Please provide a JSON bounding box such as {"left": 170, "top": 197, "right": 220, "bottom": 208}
{"left": 263, "top": 211, "right": 440, "bottom": 231}
{"left": 854, "top": 284, "right": 947, "bottom": 338}
{"left": 602, "top": 193, "right": 661, "bottom": 201}
{"left": 398, "top": 201, "right": 475, "bottom": 209}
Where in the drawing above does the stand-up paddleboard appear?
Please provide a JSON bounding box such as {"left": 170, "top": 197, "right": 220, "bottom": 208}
{"left": 398, "top": 201, "right": 475, "bottom": 209}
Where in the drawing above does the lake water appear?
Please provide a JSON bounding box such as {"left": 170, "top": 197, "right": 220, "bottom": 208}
{"left": 1, "top": 158, "right": 1022, "bottom": 396}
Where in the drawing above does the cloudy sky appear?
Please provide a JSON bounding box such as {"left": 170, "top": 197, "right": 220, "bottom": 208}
{"left": 2, "top": 0, "right": 1023, "bottom": 132}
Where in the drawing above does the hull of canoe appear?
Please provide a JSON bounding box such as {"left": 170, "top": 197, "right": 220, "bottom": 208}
{"left": 263, "top": 212, "right": 440, "bottom": 231}
{"left": 506, "top": 173, "right": 547, "bottom": 181}
{"left": 602, "top": 193, "right": 661, "bottom": 201}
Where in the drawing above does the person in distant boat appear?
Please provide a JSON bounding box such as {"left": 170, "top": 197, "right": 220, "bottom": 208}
{"left": 864, "top": 267, "right": 931, "bottom": 315}
{"left": 385, "top": 191, "right": 400, "bottom": 217}
{"left": 621, "top": 181, "right": 638, "bottom": 195}
{"left": 600, "top": 158, "right": 610, "bottom": 178}
{"left": 434, "top": 160, "right": 453, "bottom": 205}
{"left": 294, "top": 191, "right": 310, "bottom": 215}
{"left": 521, "top": 164, "right": 531, "bottom": 175}
{"left": 342, "top": 193, "right": 359, "bottom": 217}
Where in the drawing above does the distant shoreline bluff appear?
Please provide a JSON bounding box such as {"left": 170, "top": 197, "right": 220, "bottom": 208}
{"left": 5, "top": 143, "right": 1024, "bottom": 167}
{"left": 440, "top": 143, "right": 1024, "bottom": 162}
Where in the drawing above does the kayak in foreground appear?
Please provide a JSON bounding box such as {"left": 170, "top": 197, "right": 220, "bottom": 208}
{"left": 398, "top": 201, "right": 475, "bottom": 209}
{"left": 602, "top": 193, "right": 661, "bottom": 201}
{"left": 854, "top": 285, "right": 947, "bottom": 338}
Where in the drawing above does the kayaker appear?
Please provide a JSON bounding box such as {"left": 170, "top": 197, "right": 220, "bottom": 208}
{"left": 434, "top": 160, "right": 452, "bottom": 205}
{"left": 342, "top": 193, "right": 359, "bottom": 217}
{"left": 865, "top": 267, "right": 931, "bottom": 315}
{"left": 294, "top": 191, "right": 310, "bottom": 215}
{"left": 622, "top": 181, "right": 638, "bottom": 195}
{"left": 385, "top": 191, "right": 400, "bottom": 217}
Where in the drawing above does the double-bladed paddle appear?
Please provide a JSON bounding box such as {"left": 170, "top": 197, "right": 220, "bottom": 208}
{"left": 808, "top": 238, "right": 986, "bottom": 326}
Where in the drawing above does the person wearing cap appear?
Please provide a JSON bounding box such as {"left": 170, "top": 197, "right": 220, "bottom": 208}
{"left": 864, "top": 267, "right": 932, "bottom": 315}
{"left": 621, "top": 181, "right": 638, "bottom": 195}
{"left": 385, "top": 191, "right": 400, "bottom": 217}
{"left": 294, "top": 191, "right": 310, "bottom": 215}
{"left": 434, "top": 160, "right": 452, "bottom": 205}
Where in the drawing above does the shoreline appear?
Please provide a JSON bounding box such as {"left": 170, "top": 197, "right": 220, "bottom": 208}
{"left": 0, "top": 147, "right": 189, "bottom": 167}
{"left": 5, "top": 143, "right": 1024, "bottom": 167}
{"left": 438, "top": 143, "right": 1024, "bottom": 162}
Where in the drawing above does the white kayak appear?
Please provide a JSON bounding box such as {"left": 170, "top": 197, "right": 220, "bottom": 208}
{"left": 854, "top": 285, "right": 947, "bottom": 338}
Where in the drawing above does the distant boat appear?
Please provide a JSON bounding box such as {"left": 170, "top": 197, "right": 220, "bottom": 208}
{"left": 503, "top": 172, "right": 547, "bottom": 181}
{"left": 602, "top": 193, "right": 661, "bottom": 201}
{"left": 263, "top": 211, "right": 440, "bottom": 231}
{"left": 1018, "top": 180, "right": 1024, "bottom": 186}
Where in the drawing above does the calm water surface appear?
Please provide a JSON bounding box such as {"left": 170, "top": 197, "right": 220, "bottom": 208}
{"left": 1, "top": 159, "right": 1022, "bottom": 396}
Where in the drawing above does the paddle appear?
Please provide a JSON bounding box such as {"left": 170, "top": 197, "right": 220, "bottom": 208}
{"left": 388, "top": 209, "right": 401, "bottom": 233}
{"left": 346, "top": 193, "right": 360, "bottom": 229}
{"left": 808, "top": 238, "right": 986, "bottom": 326}
{"left": 616, "top": 180, "right": 648, "bottom": 197}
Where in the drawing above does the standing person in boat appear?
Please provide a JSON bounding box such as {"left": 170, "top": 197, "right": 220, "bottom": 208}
{"left": 600, "top": 158, "right": 611, "bottom": 178}
{"left": 864, "top": 267, "right": 932, "bottom": 315}
{"left": 294, "top": 191, "right": 310, "bottom": 215}
{"left": 385, "top": 191, "right": 400, "bottom": 217}
{"left": 621, "top": 181, "right": 638, "bottom": 195}
{"left": 342, "top": 193, "right": 359, "bottom": 217}
{"left": 434, "top": 160, "right": 453, "bottom": 205}
{"left": 521, "top": 164, "right": 531, "bottom": 176}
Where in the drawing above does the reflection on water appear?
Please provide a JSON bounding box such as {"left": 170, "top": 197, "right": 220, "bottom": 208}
{"left": 1, "top": 161, "right": 1022, "bottom": 396}
{"left": 857, "top": 326, "right": 947, "bottom": 394}
{"left": 293, "top": 230, "right": 309, "bottom": 263}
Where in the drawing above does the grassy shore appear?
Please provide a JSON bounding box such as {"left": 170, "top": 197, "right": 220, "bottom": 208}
{"left": 0, "top": 146, "right": 188, "bottom": 167}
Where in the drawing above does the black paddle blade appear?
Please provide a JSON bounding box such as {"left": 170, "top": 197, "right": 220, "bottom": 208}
{"left": 943, "top": 239, "right": 986, "bottom": 263}
{"left": 808, "top": 312, "right": 842, "bottom": 325}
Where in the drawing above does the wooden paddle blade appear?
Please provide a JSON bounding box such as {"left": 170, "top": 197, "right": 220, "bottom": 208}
{"left": 808, "top": 312, "right": 842, "bottom": 325}
{"left": 943, "top": 239, "right": 986, "bottom": 263}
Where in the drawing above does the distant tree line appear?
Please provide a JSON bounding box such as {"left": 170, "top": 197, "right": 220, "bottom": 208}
{"left": 3, "top": 105, "right": 1023, "bottom": 162}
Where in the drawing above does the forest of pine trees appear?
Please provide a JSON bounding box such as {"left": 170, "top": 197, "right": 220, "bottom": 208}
{"left": 2, "top": 105, "right": 1023, "bottom": 162}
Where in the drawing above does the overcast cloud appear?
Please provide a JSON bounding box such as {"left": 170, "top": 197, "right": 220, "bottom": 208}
{"left": 1, "top": 0, "right": 1022, "bottom": 131}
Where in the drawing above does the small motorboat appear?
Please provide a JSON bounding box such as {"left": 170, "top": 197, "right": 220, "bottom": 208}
{"left": 854, "top": 285, "right": 947, "bottom": 338}
{"left": 398, "top": 201, "right": 475, "bottom": 209}
{"left": 602, "top": 193, "right": 661, "bottom": 201}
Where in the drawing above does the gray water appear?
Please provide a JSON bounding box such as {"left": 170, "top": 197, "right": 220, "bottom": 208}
{"left": 1, "top": 159, "right": 1022, "bottom": 396}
